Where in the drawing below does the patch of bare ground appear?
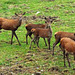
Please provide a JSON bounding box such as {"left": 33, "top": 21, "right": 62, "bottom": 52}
{"left": 0, "top": 48, "right": 72, "bottom": 75}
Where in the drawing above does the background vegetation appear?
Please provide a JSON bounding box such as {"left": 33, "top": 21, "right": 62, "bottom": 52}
{"left": 0, "top": 0, "right": 75, "bottom": 75}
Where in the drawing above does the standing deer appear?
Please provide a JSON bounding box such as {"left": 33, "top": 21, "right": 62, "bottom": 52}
{"left": 29, "top": 18, "right": 52, "bottom": 50}
{"left": 59, "top": 37, "right": 75, "bottom": 67}
{"left": 0, "top": 12, "right": 25, "bottom": 45}
{"left": 25, "top": 17, "right": 54, "bottom": 46}
{"left": 53, "top": 31, "right": 75, "bottom": 55}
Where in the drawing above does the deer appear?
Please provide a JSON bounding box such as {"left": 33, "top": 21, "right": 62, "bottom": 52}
{"left": 59, "top": 37, "right": 75, "bottom": 67}
{"left": 29, "top": 19, "right": 52, "bottom": 50}
{"left": 52, "top": 31, "right": 75, "bottom": 55}
{"left": 0, "top": 12, "right": 25, "bottom": 45}
{"left": 25, "top": 16, "right": 54, "bottom": 46}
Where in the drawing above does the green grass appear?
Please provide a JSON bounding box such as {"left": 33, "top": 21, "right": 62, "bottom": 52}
{"left": 0, "top": 0, "right": 75, "bottom": 75}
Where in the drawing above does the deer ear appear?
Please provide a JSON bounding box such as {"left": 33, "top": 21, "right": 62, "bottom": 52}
{"left": 23, "top": 12, "right": 26, "bottom": 15}
{"left": 15, "top": 13, "right": 18, "bottom": 16}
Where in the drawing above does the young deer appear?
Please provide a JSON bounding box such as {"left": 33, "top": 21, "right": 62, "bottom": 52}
{"left": 0, "top": 12, "right": 25, "bottom": 45}
{"left": 29, "top": 19, "right": 52, "bottom": 50}
{"left": 53, "top": 31, "right": 75, "bottom": 55}
{"left": 59, "top": 37, "right": 75, "bottom": 67}
{"left": 25, "top": 17, "right": 54, "bottom": 46}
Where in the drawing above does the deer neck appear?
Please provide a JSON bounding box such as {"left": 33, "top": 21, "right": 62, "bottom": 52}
{"left": 48, "top": 24, "right": 52, "bottom": 34}
{"left": 17, "top": 18, "right": 22, "bottom": 26}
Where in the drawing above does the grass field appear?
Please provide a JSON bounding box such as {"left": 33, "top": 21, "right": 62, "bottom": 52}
{"left": 0, "top": 0, "right": 75, "bottom": 75}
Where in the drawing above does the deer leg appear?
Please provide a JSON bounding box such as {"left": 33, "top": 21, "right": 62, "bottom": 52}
{"left": 34, "top": 37, "right": 39, "bottom": 44}
{"left": 29, "top": 33, "right": 36, "bottom": 44}
{"left": 52, "top": 39, "right": 60, "bottom": 55}
{"left": 63, "top": 50, "right": 66, "bottom": 67}
{"left": 29, "top": 32, "right": 33, "bottom": 39}
{"left": 66, "top": 53, "right": 71, "bottom": 67}
{"left": 26, "top": 32, "right": 30, "bottom": 44}
{"left": 43, "top": 38, "right": 47, "bottom": 46}
{"left": 47, "top": 38, "right": 50, "bottom": 50}
{"left": 29, "top": 36, "right": 36, "bottom": 49}
{"left": 36, "top": 37, "right": 39, "bottom": 48}
{"left": 59, "top": 44, "right": 61, "bottom": 48}
{"left": 13, "top": 31, "right": 21, "bottom": 46}
{"left": 11, "top": 31, "right": 14, "bottom": 45}
{"left": 29, "top": 35, "right": 33, "bottom": 39}
{"left": 26, "top": 32, "right": 35, "bottom": 44}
